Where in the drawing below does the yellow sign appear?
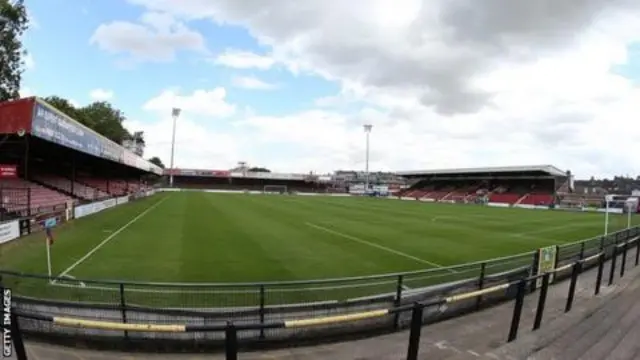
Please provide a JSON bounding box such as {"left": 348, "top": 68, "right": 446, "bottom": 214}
{"left": 537, "top": 245, "right": 557, "bottom": 287}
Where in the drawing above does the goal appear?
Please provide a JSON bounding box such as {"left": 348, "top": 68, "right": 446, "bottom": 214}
{"left": 263, "top": 185, "right": 288, "bottom": 194}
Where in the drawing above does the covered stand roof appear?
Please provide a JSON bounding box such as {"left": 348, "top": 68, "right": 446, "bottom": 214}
{"left": 397, "top": 165, "right": 568, "bottom": 178}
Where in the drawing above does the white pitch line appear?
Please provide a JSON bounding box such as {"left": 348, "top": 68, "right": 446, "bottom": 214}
{"left": 305, "top": 222, "right": 453, "bottom": 271}
{"left": 54, "top": 197, "right": 168, "bottom": 283}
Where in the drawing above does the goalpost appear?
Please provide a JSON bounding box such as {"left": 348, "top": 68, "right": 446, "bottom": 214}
{"left": 603, "top": 195, "right": 638, "bottom": 235}
{"left": 263, "top": 185, "right": 288, "bottom": 194}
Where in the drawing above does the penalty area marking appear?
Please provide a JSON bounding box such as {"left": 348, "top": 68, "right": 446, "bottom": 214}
{"left": 52, "top": 197, "right": 168, "bottom": 285}
{"left": 305, "top": 222, "right": 455, "bottom": 272}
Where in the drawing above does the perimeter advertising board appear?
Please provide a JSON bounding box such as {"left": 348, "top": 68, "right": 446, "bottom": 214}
{"left": 0, "top": 220, "right": 20, "bottom": 244}
{"left": 536, "top": 245, "right": 558, "bottom": 287}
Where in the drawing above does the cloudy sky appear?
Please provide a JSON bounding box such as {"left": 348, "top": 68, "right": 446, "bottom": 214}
{"left": 21, "top": 0, "right": 640, "bottom": 178}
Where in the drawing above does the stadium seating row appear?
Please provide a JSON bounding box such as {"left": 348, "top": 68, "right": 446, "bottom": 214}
{"left": 0, "top": 177, "right": 74, "bottom": 213}
{"left": 400, "top": 183, "right": 555, "bottom": 206}
{"left": 0, "top": 176, "right": 150, "bottom": 217}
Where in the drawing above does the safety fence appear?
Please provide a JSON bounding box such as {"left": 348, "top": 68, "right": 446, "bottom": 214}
{"left": 4, "top": 233, "right": 640, "bottom": 359}
{"left": 2, "top": 226, "right": 634, "bottom": 307}
{"left": 1, "top": 227, "right": 638, "bottom": 350}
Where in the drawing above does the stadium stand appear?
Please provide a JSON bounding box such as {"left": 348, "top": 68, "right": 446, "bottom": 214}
{"left": 32, "top": 173, "right": 109, "bottom": 201}
{"left": 0, "top": 97, "right": 162, "bottom": 222}
{"left": 0, "top": 177, "right": 73, "bottom": 214}
{"left": 397, "top": 165, "right": 570, "bottom": 206}
{"left": 168, "top": 168, "right": 333, "bottom": 193}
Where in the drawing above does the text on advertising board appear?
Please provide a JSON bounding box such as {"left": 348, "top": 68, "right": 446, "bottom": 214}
{"left": 0, "top": 165, "right": 17, "bottom": 178}
{"left": 31, "top": 103, "right": 101, "bottom": 157}
{"left": 0, "top": 220, "right": 20, "bottom": 244}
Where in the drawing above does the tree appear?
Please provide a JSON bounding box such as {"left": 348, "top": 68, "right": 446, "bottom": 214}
{"left": 124, "top": 131, "right": 145, "bottom": 156}
{"left": 42, "top": 96, "right": 83, "bottom": 122}
{"left": 148, "top": 156, "right": 164, "bottom": 169}
{"left": 79, "top": 101, "right": 130, "bottom": 144}
{"left": 248, "top": 167, "right": 271, "bottom": 173}
{"left": 43, "top": 95, "right": 133, "bottom": 145}
{"left": 0, "top": 0, "right": 29, "bottom": 101}
{"left": 131, "top": 131, "right": 145, "bottom": 145}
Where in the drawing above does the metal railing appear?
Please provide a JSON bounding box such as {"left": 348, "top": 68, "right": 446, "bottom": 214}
{"left": 5, "top": 231, "right": 640, "bottom": 360}
{"left": 3, "top": 227, "right": 634, "bottom": 308}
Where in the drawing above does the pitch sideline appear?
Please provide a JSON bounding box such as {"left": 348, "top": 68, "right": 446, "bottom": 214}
{"left": 52, "top": 196, "right": 168, "bottom": 284}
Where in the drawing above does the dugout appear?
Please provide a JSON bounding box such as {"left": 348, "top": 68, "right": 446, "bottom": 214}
{"left": 0, "top": 97, "right": 162, "bottom": 221}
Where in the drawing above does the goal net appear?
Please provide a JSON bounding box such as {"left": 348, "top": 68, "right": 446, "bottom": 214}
{"left": 263, "top": 185, "right": 288, "bottom": 194}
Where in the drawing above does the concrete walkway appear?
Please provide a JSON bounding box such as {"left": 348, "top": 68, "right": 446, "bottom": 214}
{"left": 8, "top": 248, "right": 640, "bottom": 360}
{"left": 487, "top": 255, "right": 640, "bottom": 360}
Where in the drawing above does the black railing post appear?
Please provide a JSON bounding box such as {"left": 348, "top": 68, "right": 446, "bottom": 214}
{"left": 609, "top": 245, "right": 618, "bottom": 286}
{"left": 507, "top": 280, "right": 526, "bottom": 342}
{"left": 394, "top": 275, "right": 404, "bottom": 329}
{"left": 636, "top": 238, "right": 640, "bottom": 266}
{"left": 119, "top": 283, "right": 128, "bottom": 340}
{"left": 26, "top": 187, "right": 31, "bottom": 217}
{"left": 620, "top": 242, "right": 628, "bottom": 278}
{"left": 259, "top": 285, "right": 266, "bottom": 339}
{"left": 533, "top": 272, "right": 550, "bottom": 331}
{"left": 565, "top": 262, "right": 581, "bottom": 313}
{"left": 10, "top": 312, "right": 28, "bottom": 360}
{"left": 406, "top": 302, "right": 424, "bottom": 360}
{"left": 225, "top": 322, "right": 238, "bottom": 360}
{"left": 476, "top": 263, "right": 486, "bottom": 310}
{"left": 553, "top": 245, "right": 560, "bottom": 272}
{"left": 579, "top": 241, "right": 585, "bottom": 260}
{"left": 595, "top": 252, "right": 605, "bottom": 295}
{"left": 529, "top": 251, "right": 539, "bottom": 293}
{"left": 600, "top": 236, "right": 605, "bottom": 252}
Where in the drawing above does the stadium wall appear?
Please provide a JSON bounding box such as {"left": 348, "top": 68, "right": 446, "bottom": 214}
{"left": 160, "top": 188, "right": 621, "bottom": 213}
{"left": 74, "top": 191, "right": 154, "bottom": 219}
{"left": 159, "top": 188, "right": 353, "bottom": 196}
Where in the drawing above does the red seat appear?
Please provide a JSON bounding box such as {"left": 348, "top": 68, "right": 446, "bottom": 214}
{"left": 489, "top": 193, "right": 521, "bottom": 204}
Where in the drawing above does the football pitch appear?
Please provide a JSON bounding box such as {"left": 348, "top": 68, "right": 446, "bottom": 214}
{"left": 1, "top": 191, "right": 638, "bottom": 306}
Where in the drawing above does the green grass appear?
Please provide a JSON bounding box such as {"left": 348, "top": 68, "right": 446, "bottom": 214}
{"left": 1, "top": 191, "right": 638, "bottom": 307}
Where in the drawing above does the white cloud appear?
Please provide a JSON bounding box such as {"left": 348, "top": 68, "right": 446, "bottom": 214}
{"left": 143, "top": 88, "right": 236, "bottom": 117}
{"left": 89, "top": 88, "right": 114, "bottom": 101}
{"left": 232, "top": 76, "right": 278, "bottom": 90}
{"left": 124, "top": 0, "right": 640, "bottom": 178}
{"left": 90, "top": 12, "right": 207, "bottom": 62}
{"left": 124, "top": 116, "right": 244, "bottom": 169}
{"left": 214, "top": 49, "right": 275, "bottom": 69}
